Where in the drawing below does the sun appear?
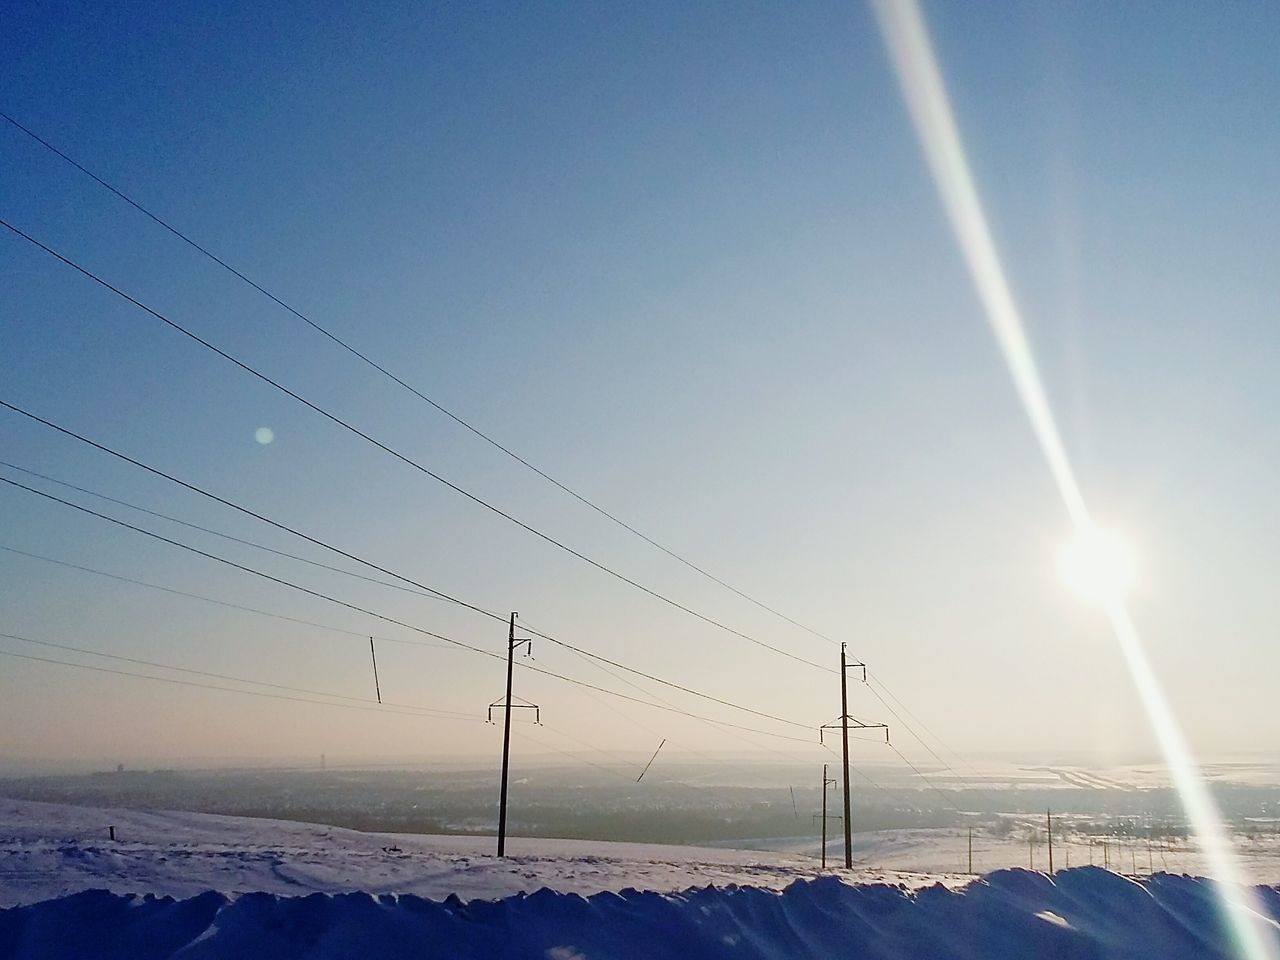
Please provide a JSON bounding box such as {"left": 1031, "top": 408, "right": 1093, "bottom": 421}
{"left": 1059, "top": 526, "right": 1136, "bottom": 603}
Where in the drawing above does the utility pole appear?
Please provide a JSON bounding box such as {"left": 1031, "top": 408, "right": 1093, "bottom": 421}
{"left": 840, "top": 643, "right": 853, "bottom": 870}
{"left": 1047, "top": 809, "right": 1054, "bottom": 874}
{"left": 812, "top": 763, "right": 840, "bottom": 869}
{"left": 968, "top": 825, "right": 973, "bottom": 875}
{"left": 819, "top": 643, "right": 885, "bottom": 870}
{"left": 491, "top": 612, "right": 537, "bottom": 857}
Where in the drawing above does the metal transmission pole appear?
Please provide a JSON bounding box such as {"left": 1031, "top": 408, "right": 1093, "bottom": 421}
{"left": 819, "top": 643, "right": 887, "bottom": 870}
{"left": 489, "top": 612, "right": 539, "bottom": 857}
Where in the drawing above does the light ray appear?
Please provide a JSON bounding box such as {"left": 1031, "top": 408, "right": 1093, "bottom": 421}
{"left": 868, "top": 2, "right": 1277, "bottom": 957}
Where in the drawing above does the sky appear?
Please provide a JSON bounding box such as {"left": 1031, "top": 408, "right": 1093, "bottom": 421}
{"left": 1, "top": 0, "right": 1278, "bottom": 776}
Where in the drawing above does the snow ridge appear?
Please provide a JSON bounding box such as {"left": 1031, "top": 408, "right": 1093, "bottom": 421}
{"left": 3, "top": 868, "right": 1279, "bottom": 960}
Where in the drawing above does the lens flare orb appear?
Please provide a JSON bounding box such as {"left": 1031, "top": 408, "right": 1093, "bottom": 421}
{"left": 1060, "top": 527, "right": 1136, "bottom": 602}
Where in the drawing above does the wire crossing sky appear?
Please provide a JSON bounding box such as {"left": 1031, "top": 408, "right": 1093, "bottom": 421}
{"left": 1, "top": 0, "right": 1278, "bottom": 773}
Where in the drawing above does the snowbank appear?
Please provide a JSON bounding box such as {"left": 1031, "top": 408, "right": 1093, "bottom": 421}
{"left": 3, "top": 869, "right": 1278, "bottom": 960}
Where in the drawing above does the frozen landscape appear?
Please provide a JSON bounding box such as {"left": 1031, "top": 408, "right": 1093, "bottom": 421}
{"left": 2, "top": 799, "right": 1280, "bottom": 958}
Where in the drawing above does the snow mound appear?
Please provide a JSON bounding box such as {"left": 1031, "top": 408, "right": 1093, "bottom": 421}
{"left": 3, "top": 868, "right": 1278, "bottom": 960}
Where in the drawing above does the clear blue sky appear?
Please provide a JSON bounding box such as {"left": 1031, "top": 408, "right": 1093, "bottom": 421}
{"left": 2, "top": 0, "right": 1277, "bottom": 771}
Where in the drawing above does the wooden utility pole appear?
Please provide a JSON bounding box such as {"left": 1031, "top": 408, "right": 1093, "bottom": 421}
{"left": 1047, "top": 809, "right": 1054, "bottom": 874}
{"left": 840, "top": 643, "right": 853, "bottom": 869}
{"left": 968, "top": 825, "right": 973, "bottom": 874}
{"left": 493, "top": 613, "right": 536, "bottom": 857}
{"left": 818, "top": 643, "right": 884, "bottom": 871}
{"left": 813, "top": 763, "right": 840, "bottom": 869}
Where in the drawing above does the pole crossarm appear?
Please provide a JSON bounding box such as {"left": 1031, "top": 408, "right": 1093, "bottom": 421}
{"left": 487, "top": 698, "right": 540, "bottom": 724}
{"left": 820, "top": 717, "right": 890, "bottom": 745}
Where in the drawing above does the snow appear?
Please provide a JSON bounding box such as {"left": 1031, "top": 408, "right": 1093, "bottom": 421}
{"left": 3, "top": 868, "right": 1279, "bottom": 959}
{"left": 2, "top": 800, "right": 1279, "bottom": 959}
{"left": 0, "top": 800, "right": 959, "bottom": 908}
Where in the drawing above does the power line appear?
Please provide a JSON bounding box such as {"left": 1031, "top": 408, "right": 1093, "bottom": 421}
{"left": 1, "top": 114, "right": 1002, "bottom": 801}
{"left": 0, "top": 544, "right": 457, "bottom": 651}
{"left": 0, "top": 458, "right": 808, "bottom": 730}
{"left": 886, "top": 741, "right": 963, "bottom": 814}
{"left": 0, "top": 474, "right": 820, "bottom": 744}
{"left": 0, "top": 631, "right": 477, "bottom": 719}
{"left": 0, "top": 414, "right": 820, "bottom": 730}
{"left": 0, "top": 108, "right": 841, "bottom": 652}
{"left": 865, "top": 673, "right": 996, "bottom": 807}
{"left": 0, "top": 217, "right": 831, "bottom": 675}
{"left": 0, "top": 645, "right": 483, "bottom": 722}
{"left": 0, "top": 459, "right": 502, "bottom": 615}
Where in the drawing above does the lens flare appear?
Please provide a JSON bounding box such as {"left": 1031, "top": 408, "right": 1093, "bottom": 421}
{"left": 1060, "top": 527, "right": 1135, "bottom": 603}
{"left": 869, "top": 2, "right": 1277, "bottom": 956}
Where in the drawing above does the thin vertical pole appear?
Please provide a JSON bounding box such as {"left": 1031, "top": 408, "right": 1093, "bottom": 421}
{"left": 369, "top": 637, "right": 382, "bottom": 704}
{"left": 821, "top": 763, "right": 828, "bottom": 869}
{"left": 1029, "top": 833, "right": 1034, "bottom": 870}
{"left": 497, "top": 612, "right": 516, "bottom": 857}
{"left": 968, "top": 825, "right": 973, "bottom": 875}
{"left": 1047, "top": 809, "right": 1054, "bottom": 874}
{"left": 840, "top": 643, "right": 853, "bottom": 870}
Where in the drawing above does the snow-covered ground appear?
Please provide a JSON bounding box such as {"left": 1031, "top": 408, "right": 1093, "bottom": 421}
{"left": 0, "top": 800, "right": 963, "bottom": 908}
{"left": 3, "top": 801, "right": 1280, "bottom": 959}
{"left": 765, "top": 827, "right": 1280, "bottom": 885}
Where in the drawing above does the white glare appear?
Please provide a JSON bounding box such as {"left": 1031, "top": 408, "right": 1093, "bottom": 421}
{"left": 869, "top": 2, "right": 1277, "bottom": 958}
{"left": 254, "top": 427, "right": 275, "bottom": 445}
{"left": 1060, "top": 527, "right": 1135, "bottom": 603}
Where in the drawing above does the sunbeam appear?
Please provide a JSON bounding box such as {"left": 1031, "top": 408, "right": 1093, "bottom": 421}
{"left": 868, "top": 2, "right": 1279, "bottom": 957}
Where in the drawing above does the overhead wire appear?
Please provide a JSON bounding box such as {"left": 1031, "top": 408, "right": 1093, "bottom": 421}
{"left": 866, "top": 671, "right": 999, "bottom": 807}
{"left": 886, "top": 741, "right": 963, "bottom": 814}
{"left": 0, "top": 457, "right": 810, "bottom": 730}
{"left": 0, "top": 631, "right": 478, "bottom": 719}
{"left": 0, "top": 114, "right": 1005, "bottom": 805}
{"left": 0, "top": 217, "right": 830, "bottom": 675}
{"left": 0, "top": 474, "right": 821, "bottom": 744}
{"left": 0, "top": 108, "right": 841, "bottom": 652}
{"left": 0, "top": 645, "right": 484, "bottom": 722}
{"left": 0, "top": 543, "right": 453, "bottom": 646}
{"left": 0, "top": 459, "right": 502, "bottom": 615}
{"left": 0, "top": 412, "right": 823, "bottom": 730}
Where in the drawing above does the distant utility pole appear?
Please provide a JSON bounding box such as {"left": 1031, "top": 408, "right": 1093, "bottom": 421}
{"left": 968, "top": 825, "right": 973, "bottom": 874}
{"left": 491, "top": 612, "right": 538, "bottom": 857}
{"left": 812, "top": 763, "right": 841, "bottom": 869}
{"left": 1047, "top": 809, "right": 1054, "bottom": 874}
{"left": 819, "top": 643, "right": 886, "bottom": 870}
